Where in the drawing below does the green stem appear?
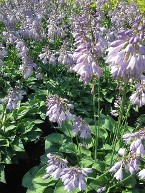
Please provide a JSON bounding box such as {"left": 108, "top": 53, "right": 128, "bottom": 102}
{"left": 97, "top": 78, "right": 101, "bottom": 150}
{"left": 65, "top": 121, "right": 80, "bottom": 164}
{"left": 92, "top": 78, "right": 101, "bottom": 161}
{"left": 76, "top": 135, "right": 82, "bottom": 161}
{"left": 92, "top": 80, "right": 97, "bottom": 161}
{"left": 106, "top": 175, "right": 132, "bottom": 193}
{"left": 110, "top": 81, "right": 128, "bottom": 165}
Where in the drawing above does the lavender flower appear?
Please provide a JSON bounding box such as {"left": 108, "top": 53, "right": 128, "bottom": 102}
{"left": 105, "top": 16, "right": 145, "bottom": 79}
{"left": 130, "top": 77, "right": 145, "bottom": 107}
{"left": 61, "top": 167, "right": 92, "bottom": 192}
{"left": 43, "top": 153, "right": 68, "bottom": 180}
{"left": 0, "top": 86, "right": 25, "bottom": 110}
{"left": 118, "top": 148, "right": 126, "bottom": 156}
{"left": 72, "top": 116, "right": 91, "bottom": 139}
{"left": 110, "top": 129, "right": 145, "bottom": 180}
{"left": 123, "top": 129, "right": 145, "bottom": 145}
{"left": 43, "top": 154, "right": 92, "bottom": 192}
{"left": 97, "top": 186, "right": 106, "bottom": 193}
{"left": 110, "top": 160, "right": 123, "bottom": 173}
{"left": 114, "top": 167, "right": 123, "bottom": 181}
{"left": 110, "top": 96, "right": 122, "bottom": 117}
{"left": 39, "top": 47, "right": 52, "bottom": 65}
{"left": 108, "top": 1, "right": 140, "bottom": 30}
{"left": 58, "top": 50, "right": 74, "bottom": 67}
{"left": 46, "top": 96, "right": 74, "bottom": 126}
{"left": 72, "top": 6, "right": 107, "bottom": 84}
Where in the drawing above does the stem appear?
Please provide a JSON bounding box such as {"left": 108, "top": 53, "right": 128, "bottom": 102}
{"left": 97, "top": 78, "right": 101, "bottom": 150}
{"left": 65, "top": 121, "right": 81, "bottom": 164}
{"left": 92, "top": 80, "right": 97, "bottom": 161}
{"left": 110, "top": 81, "right": 128, "bottom": 165}
{"left": 76, "top": 135, "right": 82, "bottom": 161}
{"left": 106, "top": 175, "right": 132, "bottom": 193}
{"left": 1, "top": 108, "right": 7, "bottom": 132}
{"left": 92, "top": 78, "right": 101, "bottom": 161}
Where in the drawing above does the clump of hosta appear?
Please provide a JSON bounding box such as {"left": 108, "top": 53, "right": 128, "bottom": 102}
{"left": 72, "top": 6, "right": 107, "bottom": 84}
{"left": 105, "top": 15, "right": 145, "bottom": 79}
{"left": 130, "top": 75, "right": 145, "bottom": 107}
{"left": 60, "top": 167, "right": 92, "bottom": 192}
{"left": 47, "top": 17, "right": 65, "bottom": 42}
{"left": 39, "top": 43, "right": 74, "bottom": 67}
{"left": 19, "top": 16, "right": 46, "bottom": 40}
{"left": 2, "top": 31, "right": 17, "bottom": 45}
{"left": 0, "top": 86, "right": 25, "bottom": 110}
{"left": 58, "top": 50, "right": 74, "bottom": 67}
{"left": 72, "top": 116, "right": 91, "bottom": 139}
{"left": 46, "top": 95, "right": 74, "bottom": 126}
{"left": 58, "top": 42, "right": 74, "bottom": 67}
{"left": 110, "top": 128, "right": 145, "bottom": 181}
{"left": 42, "top": 153, "right": 68, "bottom": 179}
{"left": 108, "top": 1, "right": 140, "bottom": 30}
{"left": 0, "top": 0, "right": 49, "bottom": 32}
{"left": 39, "top": 47, "right": 57, "bottom": 65}
{"left": 43, "top": 153, "right": 92, "bottom": 192}
{"left": 16, "top": 39, "right": 42, "bottom": 79}
{"left": 0, "top": 2, "right": 18, "bottom": 30}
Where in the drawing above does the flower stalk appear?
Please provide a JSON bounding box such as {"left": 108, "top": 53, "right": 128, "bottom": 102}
{"left": 92, "top": 77, "right": 101, "bottom": 161}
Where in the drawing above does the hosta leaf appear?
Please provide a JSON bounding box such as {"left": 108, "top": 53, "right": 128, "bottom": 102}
{"left": 54, "top": 181, "right": 79, "bottom": 193}
{"left": 0, "top": 135, "right": 9, "bottom": 146}
{"left": 33, "top": 119, "right": 44, "bottom": 124}
{"left": 43, "top": 187, "right": 54, "bottom": 193}
{"left": 0, "top": 164, "right": 6, "bottom": 183}
{"left": 45, "top": 133, "right": 66, "bottom": 144}
{"left": 80, "top": 158, "right": 94, "bottom": 167}
{"left": 5, "top": 125, "right": 16, "bottom": 132}
{"left": 11, "top": 136, "right": 24, "bottom": 151}
{"left": 60, "top": 142, "right": 77, "bottom": 154}
{"left": 22, "top": 166, "right": 39, "bottom": 188}
{"left": 122, "top": 189, "right": 140, "bottom": 193}
{"left": 92, "top": 161, "right": 106, "bottom": 172}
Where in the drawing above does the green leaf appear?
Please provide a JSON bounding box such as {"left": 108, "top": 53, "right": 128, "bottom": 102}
{"left": 0, "top": 164, "right": 6, "bottom": 183}
{"left": 88, "top": 176, "right": 108, "bottom": 191}
{"left": 60, "top": 142, "right": 77, "bottom": 154}
{"left": 58, "top": 121, "right": 73, "bottom": 137}
{"left": 123, "top": 174, "right": 136, "bottom": 188}
{"left": 78, "top": 147, "right": 92, "bottom": 157}
{"left": 54, "top": 184, "right": 65, "bottom": 193}
{"left": 22, "top": 166, "right": 39, "bottom": 188}
{"left": 5, "top": 125, "right": 16, "bottom": 132}
{"left": 54, "top": 181, "right": 79, "bottom": 193}
{"left": 26, "top": 183, "right": 48, "bottom": 193}
{"left": 33, "top": 166, "right": 55, "bottom": 185}
{"left": 104, "top": 96, "right": 114, "bottom": 103}
{"left": 43, "top": 187, "right": 54, "bottom": 193}
{"left": 16, "top": 107, "right": 30, "bottom": 119}
{"left": 0, "top": 135, "right": 9, "bottom": 146}
{"left": 11, "top": 137, "right": 24, "bottom": 151}
{"left": 92, "top": 161, "right": 106, "bottom": 172}
{"left": 80, "top": 158, "right": 94, "bottom": 167}
{"left": 103, "top": 144, "right": 112, "bottom": 150}
{"left": 45, "top": 133, "right": 66, "bottom": 144}
{"left": 122, "top": 189, "right": 140, "bottom": 193}
{"left": 33, "top": 119, "right": 44, "bottom": 124}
